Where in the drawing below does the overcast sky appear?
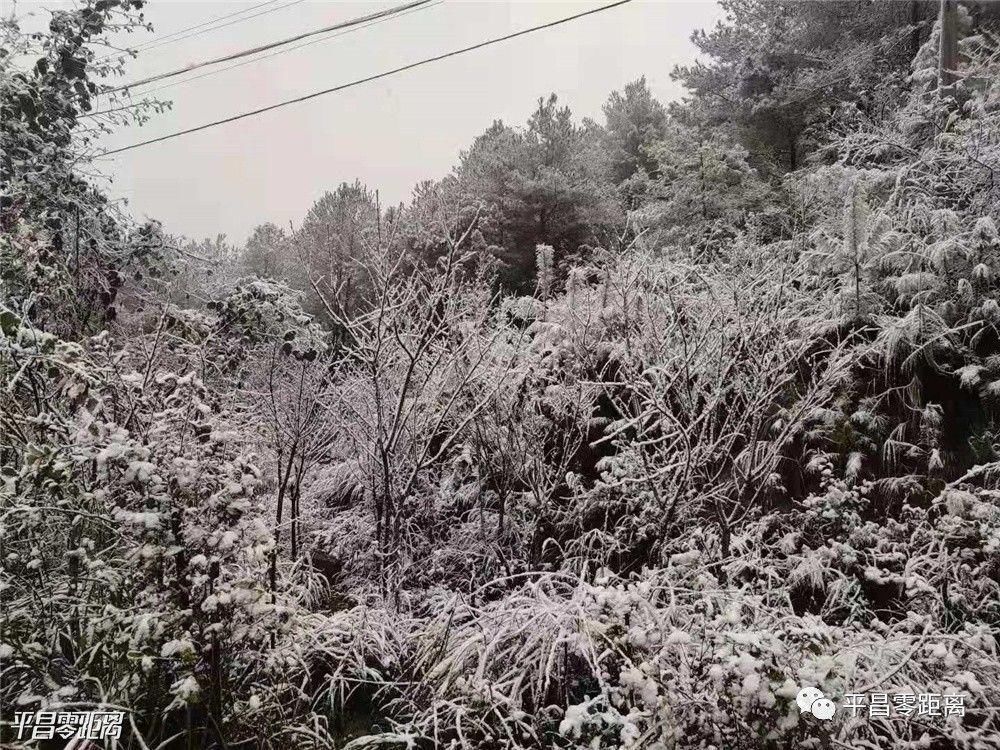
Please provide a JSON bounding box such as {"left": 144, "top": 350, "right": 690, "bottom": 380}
{"left": 20, "top": 0, "right": 724, "bottom": 242}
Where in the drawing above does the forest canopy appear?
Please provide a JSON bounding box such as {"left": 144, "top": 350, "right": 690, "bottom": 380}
{"left": 3, "top": 1, "right": 1000, "bottom": 748}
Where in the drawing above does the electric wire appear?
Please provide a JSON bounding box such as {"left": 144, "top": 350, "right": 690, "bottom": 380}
{"left": 84, "top": 0, "right": 443, "bottom": 119}
{"left": 131, "top": 1, "right": 308, "bottom": 57}
{"left": 99, "top": 0, "right": 635, "bottom": 157}
{"left": 96, "top": 1, "right": 296, "bottom": 62}
{"left": 109, "top": 0, "right": 432, "bottom": 93}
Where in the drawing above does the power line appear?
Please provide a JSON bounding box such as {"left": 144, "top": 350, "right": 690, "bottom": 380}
{"left": 99, "top": 0, "right": 635, "bottom": 157}
{"left": 157, "top": 0, "right": 443, "bottom": 95}
{"left": 84, "top": 0, "right": 443, "bottom": 119}
{"left": 111, "top": 0, "right": 433, "bottom": 93}
{"left": 129, "top": 1, "right": 280, "bottom": 49}
{"left": 97, "top": 1, "right": 290, "bottom": 62}
{"left": 132, "top": 1, "right": 307, "bottom": 56}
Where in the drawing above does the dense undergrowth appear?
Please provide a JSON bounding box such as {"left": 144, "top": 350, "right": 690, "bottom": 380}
{"left": 3, "top": 1, "right": 1000, "bottom": 748}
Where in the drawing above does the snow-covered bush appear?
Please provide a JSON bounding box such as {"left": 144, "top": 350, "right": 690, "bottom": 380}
{"left": 6, "top": 2, "right": 1000, "bottom": 748}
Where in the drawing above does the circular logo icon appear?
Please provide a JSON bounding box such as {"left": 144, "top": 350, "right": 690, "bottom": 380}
{"left": 811, "top": 697, "right": 836, "bottom": 720}
{"left": 796, "top": 686, "right": 835, "bottom": 721}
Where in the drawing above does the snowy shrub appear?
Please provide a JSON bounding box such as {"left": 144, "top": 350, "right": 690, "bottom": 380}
{"left": 6, "top": 2, "right": 1000, "bottom": 748}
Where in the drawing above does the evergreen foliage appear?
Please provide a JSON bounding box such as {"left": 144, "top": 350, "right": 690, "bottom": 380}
{"left": 4, "top": 2, "right": 1000, "bottom": 748}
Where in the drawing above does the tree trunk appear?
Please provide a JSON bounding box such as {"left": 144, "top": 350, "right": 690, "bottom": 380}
{"left": 938, "top": 0, "right": 959, "bottom": 97}
{"left": 909, "top": 1, "right": 923, "bottom": 63}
